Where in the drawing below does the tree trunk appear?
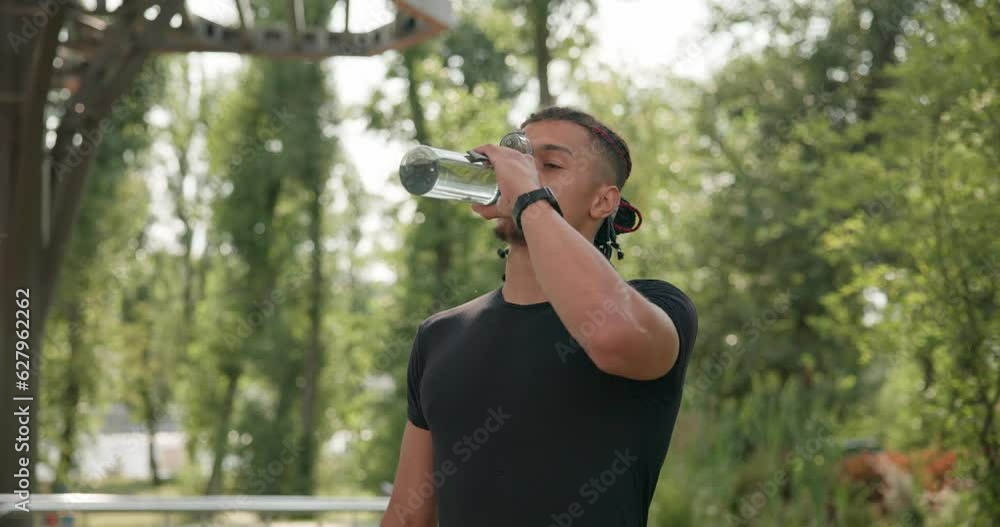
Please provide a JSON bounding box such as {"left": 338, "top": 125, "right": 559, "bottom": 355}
{"left": 204, "top": 369, "right": 240, "bottom": 494}
{"left": 403, "top": 49, "right": 430, "bottom": 144}
{"left": 142, "top": 381, "right": 162, "bottom": 486}
{"left": 854, "top": 1, "right": 915, "bottom": 148}
{"left": 55, "top": 302, "right": 84, "bottom": 487}
{"left": 298, "top": 186, "right": 324, "bottom": 494}
{"left": 146, "top": 421, "right": 161, "bottom": 486}
{"left": 403, "top": 45, "right": 455, "bottom": 307}
{"left": 1, "top": 11, "right": 64, "bottom": 525}
{"left": 531, "top": 0, "right": 553, "bottom": 107}
{"left": 170, "top": 139, "right": 197, "bottom": 340}
{"left": 267, "top": 365, "right": 299, "bottom": 494}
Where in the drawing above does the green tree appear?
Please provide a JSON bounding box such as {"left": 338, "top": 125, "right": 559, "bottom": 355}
{"left": 815, "top": 0, "right": 999, "bottom": 517}
{"left": 199, "top": 59, "right": 287, "bottom": 494}
{"left": 118, "top": 232, "right": 176, "bottom": 486}
{"left": 357, "top": 7, "right": 519, "bottom": 489}
{"left": 193, "top": 0, "right": 345, "bottom": 498}
{"left": 490, "top": 0, "right": 596, "bottom": 106}
{"left": 42, "top": 60, "right": 164, "bottom": 488}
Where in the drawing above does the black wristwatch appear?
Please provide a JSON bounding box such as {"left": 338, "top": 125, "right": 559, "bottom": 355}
{"left": 513, "top": 187, "right": 563, "bottom": 232}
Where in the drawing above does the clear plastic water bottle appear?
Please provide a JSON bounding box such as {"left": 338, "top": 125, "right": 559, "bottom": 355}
{"left": 399, "top": 131, "right": 533, "bottom": 205}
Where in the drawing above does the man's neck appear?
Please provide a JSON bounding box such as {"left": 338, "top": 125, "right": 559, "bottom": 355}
{"left": 501, "top": 245, "right": 547, "bottom": 305}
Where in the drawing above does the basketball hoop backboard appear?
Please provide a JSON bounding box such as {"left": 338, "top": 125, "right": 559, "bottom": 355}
{"left": 374, "top": 0, "right": 457, "bottom": 54}
{"left": 396, "top": 0, "right": 456, "bottom": 32}
{"left": 160, "top": 0, "right": 456, "bottom": 58}
{"left": 55, "top": 1, "right": 455, "bottom": 60}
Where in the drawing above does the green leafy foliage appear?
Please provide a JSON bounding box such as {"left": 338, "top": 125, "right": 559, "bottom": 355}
{"left": 41, "top": 0, "right": 998, "bottom": 524}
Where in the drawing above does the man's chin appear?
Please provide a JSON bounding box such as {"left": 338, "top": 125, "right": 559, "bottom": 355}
{"left": 494, "top": 218, "right": 526, "bottom": 245}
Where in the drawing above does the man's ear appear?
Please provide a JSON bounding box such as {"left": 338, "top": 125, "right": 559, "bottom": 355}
{"left": 589, "top": 185, "right": 621, "bottom": 221}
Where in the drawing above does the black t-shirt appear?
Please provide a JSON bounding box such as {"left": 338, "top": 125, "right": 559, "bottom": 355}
{"left": 406, "top": 279, "right": 698, "bottom": 527}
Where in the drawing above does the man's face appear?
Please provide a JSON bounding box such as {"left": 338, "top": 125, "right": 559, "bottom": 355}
{"left": 493, "top": 120, "right": 619, "bottom": 245}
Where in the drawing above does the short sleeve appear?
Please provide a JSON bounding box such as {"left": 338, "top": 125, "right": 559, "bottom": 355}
{"left": 406, "top": 326, "right": 430, "bottom": 430}
{"left": 629, "top": 279, "right": 698, "bottom": 373}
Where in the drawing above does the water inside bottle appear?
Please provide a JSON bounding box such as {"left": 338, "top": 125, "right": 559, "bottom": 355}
{"left": 399, "top": 153, "right": 499, "bottom": 205}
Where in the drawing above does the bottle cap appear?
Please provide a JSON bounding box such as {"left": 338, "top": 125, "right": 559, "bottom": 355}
{"left": 500, "top": 131, "right": 533, "bottom": 154}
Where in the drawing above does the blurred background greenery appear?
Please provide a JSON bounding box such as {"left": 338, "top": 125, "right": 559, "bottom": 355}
{"left": 36, "top": 0, "right": 998, "bottom": 525}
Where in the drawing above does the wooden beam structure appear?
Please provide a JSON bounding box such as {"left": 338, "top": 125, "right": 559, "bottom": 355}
{"left": 288, "top": 0, "right": 304, "bottom": 48}
{"left": 2, "top": 2, "right": 69, "bottom": 525}
{"left": 0, "top": 2, "right": 454, "bottom": 526}
{"left": 235, "top": 0, "right": 256, "bottom": 48}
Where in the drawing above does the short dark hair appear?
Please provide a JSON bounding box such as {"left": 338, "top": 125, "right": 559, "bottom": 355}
{"left": 520, "top": 106, "right": 632, "bottom": 188}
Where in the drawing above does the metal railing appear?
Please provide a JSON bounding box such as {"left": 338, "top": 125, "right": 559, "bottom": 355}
{"left": 0, "top": 494, "right": 389, "bottom": 526}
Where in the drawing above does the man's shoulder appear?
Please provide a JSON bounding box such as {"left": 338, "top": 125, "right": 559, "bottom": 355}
{"left": 418, "top": 287, "right": 499, "bottom": 335}
{"left": 629, "top": 278, "right": 699, "bottom": 370}
{"left": 628, "top": 278, "right": 696, "bottom": 308}
{"left": 627, "top": 278, "right": 699, "bottom": 337}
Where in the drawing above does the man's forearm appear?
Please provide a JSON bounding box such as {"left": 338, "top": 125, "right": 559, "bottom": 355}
{"left": 381, "top": 499, "right": 437, "bottom": 526}
{"left": 519, "top": 202, "right": 638, "bottom": 348}
{"left": 519, "top": 200, "right": 679, "bottom": 379}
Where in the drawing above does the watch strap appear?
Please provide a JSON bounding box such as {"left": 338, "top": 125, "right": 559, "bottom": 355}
{"left": 513, "top": 187, "right": 563, "bottom": 231}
